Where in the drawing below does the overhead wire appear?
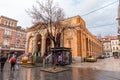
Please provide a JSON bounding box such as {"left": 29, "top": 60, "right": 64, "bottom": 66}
{"left": 87, "top": 23, "right": 117, "bottom": 28}
{"left": 81, "top": 1, "right": 118, "bottom": 17}
{"left": 81, "top": 1, "right": 118, "bottom": 29}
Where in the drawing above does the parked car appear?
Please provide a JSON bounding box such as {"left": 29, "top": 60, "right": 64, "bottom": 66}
{"left": 97, "top": 55, "right": 105, "bottom": 59}
{"left": 85, "top": 56, "right": 97, "bottom": 62}
{"left": 105, "top": 54, "right": 110, "bottom": 58}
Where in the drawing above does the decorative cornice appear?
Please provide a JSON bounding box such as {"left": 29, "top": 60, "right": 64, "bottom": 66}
{"left": 0, "top": 16, "right": 18, "bottom": 22}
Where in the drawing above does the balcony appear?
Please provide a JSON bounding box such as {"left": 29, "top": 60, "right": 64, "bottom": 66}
{"left": 3, "top": 34, "right": 11, "bottom": 39}
{"left": 1, "top": 45, "right": 10, "bottom": 49}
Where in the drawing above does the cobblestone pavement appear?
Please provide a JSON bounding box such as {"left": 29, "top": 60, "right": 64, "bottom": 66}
{"left": 0, "top": 57, "right": 120, "bottom": 80}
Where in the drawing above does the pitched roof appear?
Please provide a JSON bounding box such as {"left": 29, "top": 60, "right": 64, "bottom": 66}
{"left": 102, "top": 36, "right": 118, "bottom": 41}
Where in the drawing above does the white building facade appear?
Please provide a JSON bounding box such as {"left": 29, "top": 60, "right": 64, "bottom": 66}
{"left": 102, "top": 38, "right": 112, "bottom": 57}
{"left": 102, "top": 36, "right": 120, "bottom": 57}
{"left": 111, "top": 39, "right": 120, "bottom": 56}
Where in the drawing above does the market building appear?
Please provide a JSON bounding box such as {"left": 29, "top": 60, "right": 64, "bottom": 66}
{"left": 0, "top": 16, "right": 26, "bottom": 55}
{"left": 26, "top": 15, "right": 103, "bottom": 62}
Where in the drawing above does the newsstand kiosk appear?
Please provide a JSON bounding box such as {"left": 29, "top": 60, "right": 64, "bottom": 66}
{"left": 51, "top": 47, "right": 72, "bottom": 66}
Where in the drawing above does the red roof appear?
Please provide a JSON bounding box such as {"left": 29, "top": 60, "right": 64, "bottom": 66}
{"left": 102, "top": 36, "right": 118, "bottom": 41}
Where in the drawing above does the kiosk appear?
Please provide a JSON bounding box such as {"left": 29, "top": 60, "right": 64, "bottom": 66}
{"left": 51, "top": 47, "right": 72, "bottom": 65}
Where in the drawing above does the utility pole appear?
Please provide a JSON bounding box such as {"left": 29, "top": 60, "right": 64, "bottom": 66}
{"left": 118, "top": 0, "right": 120, "bottom": 33}
{"left": 118, "top": 0, "right": 120, "bottom": 57}
{"left": 117, "top": 0, "right": 120, "bottom": 41}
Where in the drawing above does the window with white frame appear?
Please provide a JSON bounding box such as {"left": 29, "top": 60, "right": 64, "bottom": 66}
{"left": 112, "top": 42, "right": 114, "bottom": 45}
{"left": 4, "top": 20, "right": 8, "bottom": 26}
{"left": 5, "top": 30, "right": 11, "bottom": 36}
{"left": 23, "top": 34, "right": 26, "bottom": 39}
{"left": 17, "top": 32, "right": 21, "bottom": 38}
{"left": 7, "top": 21, "right": 9, "bottom": 26}
{"left": 116, "top": 41, "right": 118, "bottom": 45}
{"left": 4, "top": 20, "right": 14, "bottom": 27}
{"left": 4, "top": 39, "right": 9, "bottom": 46}
{"left": 116, "top": 47, "right": 119, "bottom": 50}
{"left": 6, "top": 21, "right": 8, "bottom": 25}
{"left": 23, "top": 41, "right": 26, "bottom": 48}
{"left": 16, "top": 41, "right": 20, "bottom": 47}
{"left": 113, "top": 47, "right": 115, "bottom": 50}
{"left": 8, "top": 21, "right": 11, "bottom": 26}
{"left": 10, "top": 22, "right": 13, "bottom": 26}
{"left": 4, "top": 21, "right": 6, "bottom": 25}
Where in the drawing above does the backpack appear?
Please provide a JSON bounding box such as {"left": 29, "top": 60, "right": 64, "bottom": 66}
{"left": 9, "top": 57, "right": 16, "bottom": 64}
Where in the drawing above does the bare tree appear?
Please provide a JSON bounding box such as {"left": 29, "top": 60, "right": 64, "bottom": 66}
{"left": 27, "top": 0, "right": 65, "bottom": 47}
{"left": 27, "top": 0, "right": 79, "bottom": 68}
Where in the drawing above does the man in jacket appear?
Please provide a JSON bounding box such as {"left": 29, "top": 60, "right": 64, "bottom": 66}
{"left": 0, "top": 54, "right": 7, "bottom": 72}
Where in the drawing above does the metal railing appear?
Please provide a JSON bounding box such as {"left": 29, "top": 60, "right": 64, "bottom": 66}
{"left": 43, "top": 53, "right": 52, "bottom": 67}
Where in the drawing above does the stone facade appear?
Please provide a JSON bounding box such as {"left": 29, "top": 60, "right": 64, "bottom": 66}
{"left": 26, "top": 15, "right": 103, "bottom": 61}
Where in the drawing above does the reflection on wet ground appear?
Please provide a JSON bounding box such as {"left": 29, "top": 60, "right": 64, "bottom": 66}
{"left": 0, "top": 57, "right": 120, "bottom": 80}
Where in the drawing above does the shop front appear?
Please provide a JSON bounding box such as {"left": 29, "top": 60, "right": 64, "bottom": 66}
{"left": 0, "top": 47, "right": 25, "bottom": 58}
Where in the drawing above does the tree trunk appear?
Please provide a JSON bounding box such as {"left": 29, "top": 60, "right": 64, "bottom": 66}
{"left": 53, "top": 40, "right": 57, "bottom": 69}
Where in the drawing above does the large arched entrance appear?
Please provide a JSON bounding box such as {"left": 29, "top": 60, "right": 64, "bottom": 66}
{"left": 36, "top": 34, "right": 42, "bottom": 56}
{"left": 28, "top": 36, "right": 34, "bottom": 53}
{"left": 45, "top": 37, "right": 51, "bottom": 54}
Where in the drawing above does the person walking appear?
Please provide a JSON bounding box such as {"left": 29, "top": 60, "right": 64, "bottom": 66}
{"left": 9, "top": 56, "right": 16, "bottom": 71}
{"left": 15, "top": 59, "right": 20, "bottom": 70}
{"left": 0, "top": 54, "right": 7, "bottom": 72}
{"left": 58, "top": 54, "right": 62, "bottom": 66}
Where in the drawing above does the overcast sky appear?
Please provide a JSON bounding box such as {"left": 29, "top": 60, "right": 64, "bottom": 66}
{"left": 0, "top": 0, "right": 119, "bottom": 37}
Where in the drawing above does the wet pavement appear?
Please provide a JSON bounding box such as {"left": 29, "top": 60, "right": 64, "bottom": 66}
{"left": 0, "top": 57, "right": 120, "bottom": 80}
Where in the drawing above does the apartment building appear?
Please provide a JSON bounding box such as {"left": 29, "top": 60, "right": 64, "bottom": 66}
{"left": 111, "top": 37, "right": 120, "bottom": 56}
{"left": 0, "top": 16, "right": 26, "bottom": 55}
{"left": 102, "top": 37, "right": 112, "bottom": 56}
{"left": 102, "top": 36, "right": 120, "bottom": 57}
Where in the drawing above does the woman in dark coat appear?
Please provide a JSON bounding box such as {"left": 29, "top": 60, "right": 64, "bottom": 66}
{"left": 0, "top": 55, "right": 7, "bottom": 72}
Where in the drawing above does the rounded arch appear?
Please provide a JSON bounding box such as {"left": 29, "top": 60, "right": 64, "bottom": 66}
{"left": 45, "top": 37, "right": 51, "bottom": 54}
{"left": 28, "top": 36, "right": 34, "bottom": 53}
{"left": 36, "top": 34, "right": 42, "bottom": 55}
